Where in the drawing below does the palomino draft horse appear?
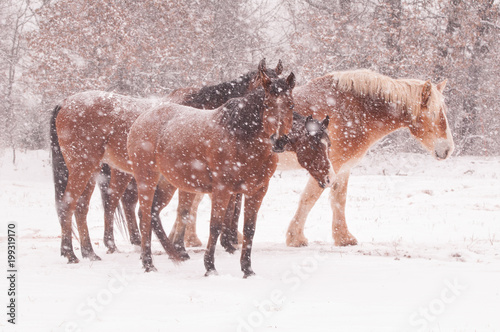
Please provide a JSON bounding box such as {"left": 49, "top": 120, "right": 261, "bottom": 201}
{"left": 285, "top": 69, "right": 454, "bottom": 247}
{"left": 50, "top": 60, "right": 284, "bottom": 264}
{"left": 179, "top": 69, "right": 455, "bottom": 248}
{"left": 128, "top": 61, "right": 297, "bottom": 276}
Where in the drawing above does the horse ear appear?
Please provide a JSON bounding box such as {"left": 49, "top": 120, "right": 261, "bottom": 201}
{"left": 287, "top": 72, "right": 296, "bottom": 90}
{"left": 421, "top": 80, "right": 432, "bottom": 107}
{"left": 258, "top": 58, "right": 267, "bottom": 73}
{"left": 436, "top": 79, "right": 447, "bottom": 93}
{"left": 322, "top": 115, "right": 330, "bottom": 129}
{"left": 275, "top": 59, "right": 283, "bottom": 75}
{"left": 259, "top": 58, "right": 271, "bottom": 89}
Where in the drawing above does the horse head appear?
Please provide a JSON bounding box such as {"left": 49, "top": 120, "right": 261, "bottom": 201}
{"left": 248, "top": 59, "right": 283, "bottom": 91}
{"left": 407, "top": 80, "right": 454, "bottom": 160}
{"left": 258, "top": 58, "right": 295, "bottom": 141}
{"left": 274, "top": 114, "right": 333, "bottom": 189}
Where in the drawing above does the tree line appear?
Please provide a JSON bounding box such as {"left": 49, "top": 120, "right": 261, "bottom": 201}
{"left": 1, "top": 0, "right": 499, "bottom": 159}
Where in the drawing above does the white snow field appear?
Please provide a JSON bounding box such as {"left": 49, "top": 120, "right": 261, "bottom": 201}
{"left": 1, "top": 150, "right": 499, "bottom": 332}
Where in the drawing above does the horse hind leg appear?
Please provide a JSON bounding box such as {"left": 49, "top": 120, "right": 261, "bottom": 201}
{"left": 150, "top": 177, "right": 189, "bottom": 261}
{"left": 122, "top": 178, "right": 141, "bottom": 246}
{"left": 59, "top": 164, "right": 101, "bottom": 263}
{"left": 330, "top": 171, "right": 357, "bottom": 246}
{"left": 75, "top": 177, "right": 101, "bottom": 261}
{"left": 102, "top": 168, "right": 134, "bottom": 253}
{"left": 204, "top": 190, "right": 232, "bottom": 276}
{"left": 166, "top": 190, "right": 199, "bottom": 258}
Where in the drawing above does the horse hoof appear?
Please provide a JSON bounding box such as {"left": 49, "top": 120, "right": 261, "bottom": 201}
{"left": 67, "top": 257, "right": 80, "bottom": 264}
{"left": 89, "top": 254, "right": 102, "bottom": 261}
{"left": 243, "top": 270, "right": 256, "bottom": 279}
{"left": 334, "top": 233, "right": 358, "bottom": 246}
{"left": 130, "top": 236, "right": 141, "bottom": 247}
{"left": 106, "top": 247, "right": 118, "bottom": 254}
{"left": 223, "top": 244, "right": 237, "bottom": 254}
{"left": 178, "top": 251, "right": 190, "bottom": 261}
{"left": 286, "top": 234, "right": 309, "bottom": 247}
{"left": 62, "top": 251, "right": 80, "bottom": 264}
{"left": 204, "top": 269, "right": 218, "bottom": 277}
{"left": 82, "top": 248, "right": 102, "bottom": 261}
{"left": 144, "top": 266, "right": 158, "bottom": 273}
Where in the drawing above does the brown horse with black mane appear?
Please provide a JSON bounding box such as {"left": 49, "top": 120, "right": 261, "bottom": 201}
{"left": 127, "top": 61, "right": 298, "bottom": 276}
{"left": 50, "top": 60, "right": 284, "bottom": 264}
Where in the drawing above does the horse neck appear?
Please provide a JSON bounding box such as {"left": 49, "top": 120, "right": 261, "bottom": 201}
{"left": 294, "top": 84, "right": 410, "bottom": 169}
{"left": 217, "top": 89, "right": 273, "bottom": 143}
{"left": 183, "top": 72, "right": 255, "bottom": 109}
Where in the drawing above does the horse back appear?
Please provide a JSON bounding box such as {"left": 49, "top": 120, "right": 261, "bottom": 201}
{"left": 57, "top": 91, "right": 159, "bottom": 172}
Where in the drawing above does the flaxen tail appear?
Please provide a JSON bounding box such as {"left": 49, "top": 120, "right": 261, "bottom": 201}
{"left": 50, "top": 105, "right": 68, "bottom": 218}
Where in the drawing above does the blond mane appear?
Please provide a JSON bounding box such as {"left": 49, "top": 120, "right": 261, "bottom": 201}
{"left": 328, "top": 69, "right": 443, "bottom": 117}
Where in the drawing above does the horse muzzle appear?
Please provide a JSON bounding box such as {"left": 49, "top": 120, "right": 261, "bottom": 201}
{"left": 318, "top": 168, "right": 335, "bottom": 189}
{"left": 270, "top": 134, "right": 289, "bottom": 153}
{"left": 433, "top": 138, "right": 454, "bottom": 160}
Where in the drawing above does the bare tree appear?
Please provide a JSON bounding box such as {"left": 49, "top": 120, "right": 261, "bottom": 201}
{"left": 0, "top": 0, "right": 46, "bottom": 162}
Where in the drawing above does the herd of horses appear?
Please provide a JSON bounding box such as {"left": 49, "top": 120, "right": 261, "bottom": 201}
{"left": 50, "top": 59, "right": 454, "bottom": 277}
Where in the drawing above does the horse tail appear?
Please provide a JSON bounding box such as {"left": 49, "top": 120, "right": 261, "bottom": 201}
{"left": 98, "top": 164, "right": 129, "bottom": 239}
{"left": 50, "top": 105, "right": 68, "bottom": 219}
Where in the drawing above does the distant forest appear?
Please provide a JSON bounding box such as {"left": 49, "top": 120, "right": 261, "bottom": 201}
{"left": 1, "top": 0, "right": 499, "bottom": 158}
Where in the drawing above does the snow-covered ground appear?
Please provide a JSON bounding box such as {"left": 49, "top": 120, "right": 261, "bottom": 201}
{"left": 1, "top": 150, "right": 499, "bottom": 332}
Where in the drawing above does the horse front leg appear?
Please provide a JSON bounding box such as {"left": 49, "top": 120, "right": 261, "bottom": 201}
{"left": 240, "top": 186, "right": 268, "bottom": 278}
{"left": 330, "top": 170, "right": 357, "bottom": 246}
{"left": 204, "top": 189, "right": 232, "bottom": 276}
{"left": 286, "top": 175, "right": 326, "bottom": 247}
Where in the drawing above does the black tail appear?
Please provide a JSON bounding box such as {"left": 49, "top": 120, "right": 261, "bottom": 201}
{"left": 50, "top": 105, "right": 68, "bottom": 218}
{"left": 98, "top": 164, "right": 129, "bottom": 239}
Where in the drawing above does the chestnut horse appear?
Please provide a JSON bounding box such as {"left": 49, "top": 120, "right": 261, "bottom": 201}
{"left": 50, "top": 60, "right": 284, "bottom": 264}
{"left": 179, "top": 69, "right": 455, "bottom": 248}
{"left": 128, "top": 62, "right": 297, "bottom": 276}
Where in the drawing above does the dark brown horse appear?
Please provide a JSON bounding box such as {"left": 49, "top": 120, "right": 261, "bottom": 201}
{"left": 128, "top": 60, "right": 297, "bottom": 276}
{"left": 50, "top": 60, "right": 284, "bottom": 264}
